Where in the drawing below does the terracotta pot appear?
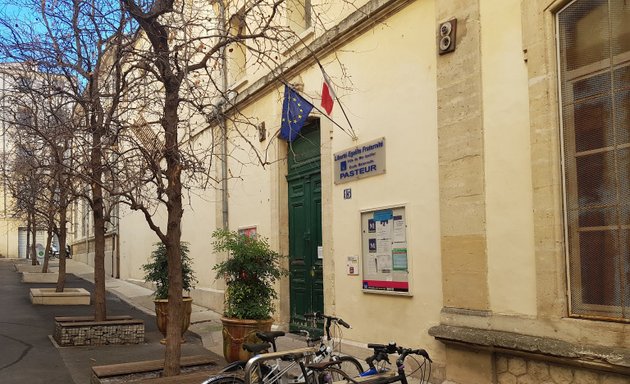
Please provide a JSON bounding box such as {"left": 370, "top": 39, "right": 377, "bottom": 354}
{"left": 221, "top": 316, "right": 273, "bottom": 363}
{"left": 154, "top": 297, "right": 193, "bottom": 344}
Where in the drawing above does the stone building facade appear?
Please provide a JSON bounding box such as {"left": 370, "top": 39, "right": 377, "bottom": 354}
{"left": 69, "top": 0, "right": 629, "bottom": 382}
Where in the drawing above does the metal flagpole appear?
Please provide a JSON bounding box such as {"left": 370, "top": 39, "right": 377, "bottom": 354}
{"left": 280, "top": 81, "right": 356, "bottom": 140}
{"left": 316, "top": 61, "right": 357, "bottom": 140}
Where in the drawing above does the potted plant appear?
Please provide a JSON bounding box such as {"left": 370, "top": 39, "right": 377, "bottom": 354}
{"left": 142, "top": 242, "right": 197, "bottom": 344}
{"left": 212, "top": 228, "right": 288, "bottom": 362}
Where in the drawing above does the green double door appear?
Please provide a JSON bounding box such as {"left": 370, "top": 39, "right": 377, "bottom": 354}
{"left": 287, "top": 124, "right": 323, "bottom": 332}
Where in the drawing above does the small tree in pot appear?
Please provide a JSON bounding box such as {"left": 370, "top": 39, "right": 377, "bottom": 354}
{"left": 143, "top": 242, "right": 197, "bottom": 344}
{"left": 212, "top": 228, "right": 287, "bottom": 362}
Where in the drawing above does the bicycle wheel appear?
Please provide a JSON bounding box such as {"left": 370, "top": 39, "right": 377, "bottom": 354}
{"left": 314, "top": 356, "right": 362, "bottom": 384}
{"left": 315, "top": 366, "right": 356, "bottom": 384}
{"left": 201, "top": 374, "right": 245, "bottom": 384}
{"left": 245, "top": 362, "right": 274, "bottom": 384}
{"left": 330, "top": 356, "right": 363, "bottom": 378}
{"left": 221, "top": 360, "right": 246, "bottom": 373}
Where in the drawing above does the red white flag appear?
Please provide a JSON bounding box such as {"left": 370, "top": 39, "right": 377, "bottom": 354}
{"left": 321, "top": 72, "right": 335, "bottom": 115}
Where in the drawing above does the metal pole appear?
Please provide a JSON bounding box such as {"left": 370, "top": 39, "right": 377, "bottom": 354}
{"left": 2, "top": 72, "right": 8, "bottom": 258}
{"left": 219, "top": 0, "right": 229, "bottom": 230}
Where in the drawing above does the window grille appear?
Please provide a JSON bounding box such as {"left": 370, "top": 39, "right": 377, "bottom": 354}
{"left": 558, "top": 0, "right": 630, "bottom": 320}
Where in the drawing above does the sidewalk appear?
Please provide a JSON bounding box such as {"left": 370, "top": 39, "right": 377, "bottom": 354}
{"left": 63, "top": 258, "right": 229, "bottom": 357}
{"left": 62, "top": 258, "right": 309, "bottom": 357}
{"left": 0, "top": 257, "right": 321, "bottom": 383}
{"left": 0, "top": 258, "right": 221, "bottom": 384}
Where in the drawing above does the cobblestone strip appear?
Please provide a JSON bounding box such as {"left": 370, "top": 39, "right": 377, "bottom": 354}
{"left": 496, "top": 355, "right": 628, "bottom": 384}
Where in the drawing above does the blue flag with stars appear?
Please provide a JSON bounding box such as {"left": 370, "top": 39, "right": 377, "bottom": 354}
{"left": 279, "top": 85, "right": 314, "bottom": 142}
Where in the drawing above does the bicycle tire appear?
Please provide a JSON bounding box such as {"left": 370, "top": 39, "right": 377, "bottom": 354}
{"left": 245, "top": 362, "right": 274, "bottom": 384}
{"left": 330, "top": 356, "right": 363, "bottom": 378}
{"left": 201, "top": 374, "right": 246, "bottom": 384}
{"left": 312, "top": 356, "right": 363, "bottom": 384}
{"left": 221, "top": 360, "right": 246, "bottom": 373}
{"left": 315, "top": 366, "right": 357, "bottom": 384}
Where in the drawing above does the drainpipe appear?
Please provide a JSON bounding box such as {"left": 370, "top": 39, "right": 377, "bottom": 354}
{"left": 2, "top": 73, "right": 7, "bottom": 258}
{"left": 219, "top": 0, "right": 229, "bottom": 229}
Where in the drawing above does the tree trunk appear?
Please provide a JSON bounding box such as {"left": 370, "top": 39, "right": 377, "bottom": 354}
{"left": 120, "top": 1, "right": 185, "bottom": 374}
{"left": 91, "top": 132, "right": 108, "bottom": 322}
{"left": 42, "top": 223, "right": 53, "bottom": 274}
{"left": 30, "top": 211, "right": 37, "bottom": 266}
{"left": 56, "top": 203, "right": 68, "bottom": 293}
{"left": 163, "top": 78, "right": 184, "bottom": 377}
{"left": 26, "top": 216, "right": 32, "bottom": 264}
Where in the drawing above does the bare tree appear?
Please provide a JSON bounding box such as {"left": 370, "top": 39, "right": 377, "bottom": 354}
{"left": 2, "top": 0, "right": 352, "bottom": 375}
{"left": 0, "top": 65, "right": 76, "bottom": 288}
{"left": 0, "top": 0, "right": 133, "bottom": 318}
{"left": 111, "top": 0, "right": 346, "bottom": 375}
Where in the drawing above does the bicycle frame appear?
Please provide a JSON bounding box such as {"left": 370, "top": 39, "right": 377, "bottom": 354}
{"left": 312, "top": 344, "right": 431, "bottom": 384}
{"left": 243, "top": 347, "right": 318, "bottom": 384}
{"left": 319, "top": 363, "right": 408, "bottom": 384}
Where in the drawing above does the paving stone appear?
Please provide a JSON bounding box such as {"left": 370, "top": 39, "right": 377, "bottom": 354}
{"left": 498, "top": 372, "right": 517, "bottom": 384}
{"left": 528, "top": 360, "right": 550, "bottom": 381}
{"left": 496, "top": 356, "right": 508, "bottom": 373}
{"left": 573, "top": 370, "right": 600, "bottom": 384}
{"left": 550, "top": 365, "right": 574, "bottom": 384}
{"left": 601, "top": 374, "right": 630, "bottom": 384}
{"left": 508, "top": 357, "right": 527, "bottom": 376}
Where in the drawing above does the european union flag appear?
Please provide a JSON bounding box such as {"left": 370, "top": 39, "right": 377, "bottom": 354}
{"left": 279, "top": 85, "right": 314, "bottom": 142}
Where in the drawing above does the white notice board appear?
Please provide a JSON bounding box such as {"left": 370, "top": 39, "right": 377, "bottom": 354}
{"left": 361, "top": 207, "right": 409, "bottom": 294}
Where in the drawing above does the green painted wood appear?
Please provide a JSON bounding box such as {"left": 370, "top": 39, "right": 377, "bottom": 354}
{"left": 287, "top": 122, "right": 323, "bottom": 335}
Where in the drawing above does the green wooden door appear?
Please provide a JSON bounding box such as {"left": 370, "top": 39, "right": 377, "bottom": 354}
{"left": 287, "top": 123, "right": 323, "bottom": 332}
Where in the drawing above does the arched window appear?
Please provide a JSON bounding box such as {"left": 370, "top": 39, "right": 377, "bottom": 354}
{"left": 558, "top": 0, "right": 630, "bottom": 320}
{"left": 228, "top": 14, "right": 247, "bottom": 85}
{"left": 287, "top": 0, "right": 311, "bottom": 34}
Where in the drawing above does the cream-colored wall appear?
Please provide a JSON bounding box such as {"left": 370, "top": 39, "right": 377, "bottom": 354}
{"left": 226, "top": 112, "right": 278, "bottom": 242}
{"left": 0, "top": 218, "right": 21, "bottom": 258}
{"left": 220, "top": 0, "right": 443, "bottom": 355}
{"left": 181, "top": 176, "right": 223, "bottom": 309}
{"left": 311, "top": 0, "right": 371, "bottom": 32}
{"left": 118, "top": 175, "right": 222, "bottom": 284}
{"left": 327, "top": 0, "right": 442, "bottom": 353}
{"left": 118, "top": 205, "right": 164, "bottom": 281}
{"left": 480, "top": 0, "right": 536, "bottom": 316}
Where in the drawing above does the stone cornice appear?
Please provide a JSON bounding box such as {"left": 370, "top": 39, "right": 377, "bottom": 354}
{"left": 429, "top": 324, "right": 630, "bottom": 376}
{"left": 202, "top": 0, "right": 415, "bottom": 133}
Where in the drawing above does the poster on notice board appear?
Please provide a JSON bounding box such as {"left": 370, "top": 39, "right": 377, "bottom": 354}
{"left": 361, "top": 207, "right": 409, "bottom": 294}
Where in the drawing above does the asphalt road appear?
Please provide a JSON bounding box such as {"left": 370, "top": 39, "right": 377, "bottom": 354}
{"left": 0, "top": 259, "right": 214, "bottom": 384}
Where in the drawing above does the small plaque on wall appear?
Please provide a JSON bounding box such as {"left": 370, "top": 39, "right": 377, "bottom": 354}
{"left": 347, "top": 256, "right": 359, "bottom": 275}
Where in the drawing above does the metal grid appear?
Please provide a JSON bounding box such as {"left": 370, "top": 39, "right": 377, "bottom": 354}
{"left": 558, "top": 0, "right": 630, "bottom": 321}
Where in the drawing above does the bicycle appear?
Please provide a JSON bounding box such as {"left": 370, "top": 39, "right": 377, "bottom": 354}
{"left": 300, "top": 312, "right": 363, "bottom": 382}
{"left": 201, "top": 343, "right": 317, "bottom": 384}
{"left": 202, "top": 313, "right": 363, "bottom": 384}
{"left": 308, "top": 342, "right": 432, "bottom": 384}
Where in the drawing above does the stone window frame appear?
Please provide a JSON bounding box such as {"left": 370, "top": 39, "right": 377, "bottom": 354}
{"left": 524, "top": 0, "right": 630, "bottom": 327}
{"left": 286, "top": 0, "right": 312, "bottom": 35}
{"left": 556, "top": 0, "right": 630, "bottom": 321}
{"left": 227, "top": 13, "right": 248, "bottom": 87}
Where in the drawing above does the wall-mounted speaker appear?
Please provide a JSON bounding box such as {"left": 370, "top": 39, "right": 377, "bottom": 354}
{"left": 438, "top": 18, "right": 457, "bottom": 55}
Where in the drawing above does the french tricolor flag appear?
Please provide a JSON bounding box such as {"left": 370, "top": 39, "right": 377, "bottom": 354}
{"left": 321, "top": 71, "right": 335, "bottom": 115}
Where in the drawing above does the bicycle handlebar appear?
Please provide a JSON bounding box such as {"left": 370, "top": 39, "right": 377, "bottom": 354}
{"left": 366, "top": 342, "right": 432, "bottom": 368}
{"left": 337, "top": 319, "right": 350, "bottom": 328}
{"left": 397, "top": 348, "right": 432, "bottom": 363}
{"left": 304, "top": 312, "right": 352, "bottom": 340}
{"left": 304, "top": 312, "right": 350, "bottom": 327}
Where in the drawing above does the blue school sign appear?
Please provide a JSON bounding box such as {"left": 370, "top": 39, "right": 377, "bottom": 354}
{"left": 334, "top": 137, "right": 386, "bottom": 184}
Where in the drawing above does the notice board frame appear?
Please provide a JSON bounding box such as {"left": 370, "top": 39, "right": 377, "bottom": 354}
{"left": 360, "top": 205, "right": 411, "bottom": 296}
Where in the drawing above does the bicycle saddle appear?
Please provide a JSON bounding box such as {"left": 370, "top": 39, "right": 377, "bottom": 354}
{"left": 243, "top": 342, "right": 272, "bottom": 354}
{"left": 256, "top": 331, "right": 286, "bottom": 343}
